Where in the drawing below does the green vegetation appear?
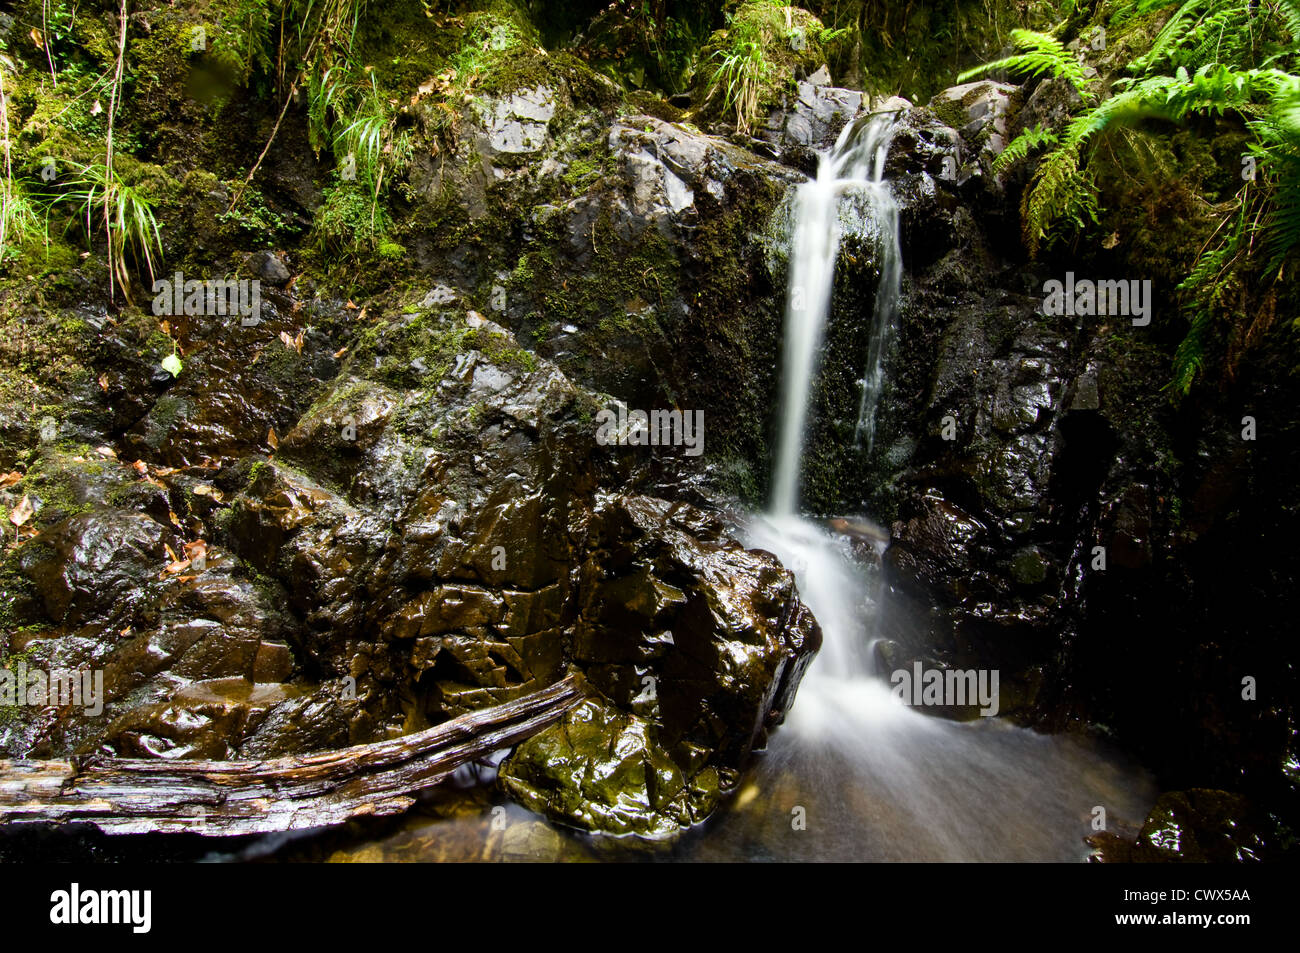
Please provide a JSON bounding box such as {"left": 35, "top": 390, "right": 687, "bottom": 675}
{"left": 971, "top": 0, "right": 1300, "bottom": 394}
{"left": 49, "top": 159, "right": 163, "bottom": 300}
{"left": 700, "top": 1, "right": 843, "bottom": 132}
{"left": 959, "top": 28, "right": 1093, "bottom": 99}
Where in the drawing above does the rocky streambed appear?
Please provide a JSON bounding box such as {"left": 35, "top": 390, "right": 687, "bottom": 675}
{"left": 0, "top": 0, "right": 1295, "bottom": 863}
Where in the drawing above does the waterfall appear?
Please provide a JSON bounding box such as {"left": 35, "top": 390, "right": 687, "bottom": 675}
{"left": 770, "top": 112, "right": 901, "bottom": 516}
{"left": 851, "top": 121, "right": 902, "bottom": 454}
{"left": 730, "top": 108, "right": 1155, "bottom": 862}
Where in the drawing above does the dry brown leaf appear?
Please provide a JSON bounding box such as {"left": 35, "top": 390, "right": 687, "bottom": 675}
{"left": 267, "top": 427, "right": 279, "bottom": 450}
{"left": 94, "top": 445, "right": 116, "bottom": 458}
{"left": 333, "top": 346, "right": 349, "bottom": 359}
{"left": 98, "top": 373, "right": 110, "bottom": 391}
{"left": 165, "top": 543, "right": 179, "bottom": 562}
{"left": 132, "top": 459, "right": 148, "bottom": 475}
{"left": 0, "top": 472, "right": 22, "bottom": 489}
{"left": 30, "top": 28, "right": 44, "bottom": 50}
{"left": 9, "top": 495, "right": 35, "bottom": 527}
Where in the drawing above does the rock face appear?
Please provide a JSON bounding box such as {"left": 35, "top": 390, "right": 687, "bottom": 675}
{"left": 2, "top": 297, "right": 819, "bottom": 839}
{"left": 502, "top": 494, "right": 817, "bottom": 836}
{"left": 758, "top": 70, "right": 865, "bottom": 157}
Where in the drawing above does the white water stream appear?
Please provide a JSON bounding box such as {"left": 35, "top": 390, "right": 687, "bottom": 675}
{"left": 728, "top": 111, "right": 1156, "bottom": 861}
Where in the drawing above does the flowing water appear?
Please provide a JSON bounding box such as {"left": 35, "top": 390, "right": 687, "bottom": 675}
{"left": 771, "top": 112, "right": 903, "bottom": 519}
{"left": 701, "top": 109, "right": 1157, "bottom": 862}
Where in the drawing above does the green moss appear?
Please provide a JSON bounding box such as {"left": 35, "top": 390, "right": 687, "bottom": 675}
{"left": 9, "top": 453, "right": 115, "bottom": 527}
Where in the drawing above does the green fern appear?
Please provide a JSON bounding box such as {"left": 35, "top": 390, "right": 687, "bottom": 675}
{"left": 957, "top": 29, "right": 1093, "bottom": 100}
{"left": 1248, "top": 83, "right": 1300, "bottom": 275}
{"left": 992, "top": 124, "right": 1060, "bottom": 175}
{"left": 963, "top": 0, "right": 1298, "bottom": 393}
{"left": 1019, "top": 66, "right": 1293, "bottom": 253}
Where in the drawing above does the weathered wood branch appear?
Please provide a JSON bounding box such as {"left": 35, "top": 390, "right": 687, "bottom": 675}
{"left": 0, "top": 676, "right": 584, "bottom": 836}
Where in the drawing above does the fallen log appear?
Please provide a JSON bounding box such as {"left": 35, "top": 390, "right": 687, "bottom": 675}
{"left": 0, "top": 675, "right": 585, "bottom": 836}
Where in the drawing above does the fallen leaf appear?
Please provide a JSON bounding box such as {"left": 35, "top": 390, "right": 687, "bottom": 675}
{"left": 267, "top": 427, "right": 279, "bottom": 450}
{"left": 333, "top": 346, "right": 349, "bottom": 359}
{"left": 9, "top": 495, "right": 35, "bottom": 527}
{"left": 161, "top": 559, "right": 191, "bottom": 577}
{"left": 278, "top": 329, "right": 305, "bottom": 354}
{"left": 98, "top": 373, "right": 110, "bottom": 391}
{"left": 192, "top": 484, "right": 223, "bottom": 501}
{"left": 165, "top": 543, "right": 179, "bottom": 562}
{"left": 132, "top": 460, "right": 149, "bottom": 475}
{"left": 94, "top": 445, "right": 116, "bottom": 458}
{"left": 345, "top": 300, "right": 358, "bottom": 310}
{"left": 0, "top": 472, "right": 22, "bottom": 489}
{"left": 29, "top": 28, "right": 43, "bottom": 50}
{"left": 183, "top": 540, "right": 208, "bottom": 560}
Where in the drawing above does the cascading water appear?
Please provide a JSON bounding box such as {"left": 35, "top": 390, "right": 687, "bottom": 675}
{"left": 771, "top": 111, "right": 900, "bottom": 515}
{"left": 721, "top": 111, "right": 1157, "bottom": 862}
{"left": 850, "top": 120, "right": 902, "bottom": 454}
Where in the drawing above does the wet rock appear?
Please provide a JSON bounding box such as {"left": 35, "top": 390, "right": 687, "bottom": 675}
{"left": 606, "top": 116, "right": 799, "bottom": 238}
{"left": 928, "top": 80, "right": 1014, "bottom": 178}
{"left": 1015, "top": 76, "right": 1082, "bottom": 141}
{"left": 19, "top": 509, "right": 176, "bottom": 629}
{"left": 253, "top": 641, "right": 294, "bottom": 682}
{"left": 196, "top": 310, "right": 822, "bottom": 835}
{"left": 759, "top": 80, "right": 865, "bottom": 156}
{"left": 252, "top": 250, "right": 292, "bottom": 287}
{"left": 1133, "top": 789, "right": 1277, "bottom": 862}
{"left": 886, "top": 496, "right": 988, "bottom": 605}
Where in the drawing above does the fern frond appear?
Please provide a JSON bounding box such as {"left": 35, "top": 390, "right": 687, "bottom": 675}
{"left": 1272, "top": 0, "right": 1300, "bottom": 43}
{"left": 958, "top": 29, "right": 1092, "bottom": 100}
{"left": 991, "top": 125, "right": 1059, "bottom": 175}
{"left": 1131, "top": 0, "right": 1213, "bottom": 73}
